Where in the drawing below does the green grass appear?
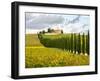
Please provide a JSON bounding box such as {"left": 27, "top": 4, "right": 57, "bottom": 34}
{"left": 25, "top": 34, "right": 43, "bottom": 47}
{"left": 25, "top": 47, "right": 89, "bottom": 68}
{"left": 25, "top": 34, "right": 89, "bottom": 68}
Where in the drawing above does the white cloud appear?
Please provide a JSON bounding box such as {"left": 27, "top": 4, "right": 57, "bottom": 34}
{"left": 63, "top": 22, "right": 89, "bottom": 34}
{"left": 26, "top": 13, "right": 64, "bottom": 29}
{"left": 25, "top": 13, "right": 90, "bottom": 34}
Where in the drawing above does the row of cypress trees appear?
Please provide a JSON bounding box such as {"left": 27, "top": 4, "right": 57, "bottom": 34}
{"left": 67, "top": 31, "right": 89, "bottom": 55}
{"left": 38, "top": 31, "right": 89, "bottom": 55}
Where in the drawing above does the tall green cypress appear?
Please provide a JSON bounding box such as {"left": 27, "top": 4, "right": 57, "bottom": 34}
{"left": 74, "top": 33, "right": 77, "bottom": 54}
{"left": 65, "top": 36, "right": 67, "bottom": 50}
{"left": 82, "top": 33, "right": 85, "bottom": 54}
{"left": 73, "top": 33, "right": 74, "bottom": 53}
{"left": 70, "top": 34, "right": 71, "bottom": 52}
{"left": 88, "top": 31, "right": 90, "bottom": 55}
{"left": 67, "top": 36, "right": 69, "bottom": 51}
{"left": 76, "top": 33, "right": 78, "bottom": 52}
{"left": 68, "top": 35, "right": 70, "bottom": 51}
{"left": 65, "top": 37, "right": 67, "bottom": 50}
{"left": 84, "top": 34, "right": 86, "bottom": 53}
{"left": 71, "top": 33, "right": 73, "bottom": 53}
{"left": 86, "top": 31, "right": 89, "bottom": 55}
{"left": 66, "top": 35, "right": 68, "bottom": 51}
{"left": 78, "top": 33, "right": 81, "bottom": 54}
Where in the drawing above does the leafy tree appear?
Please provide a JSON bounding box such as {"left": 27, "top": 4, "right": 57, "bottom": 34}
{"left": 48, "top": 28, "right": 51, "bottom": 33}
{"left": 42, "top": 30, "right": 45, "bottom": 34}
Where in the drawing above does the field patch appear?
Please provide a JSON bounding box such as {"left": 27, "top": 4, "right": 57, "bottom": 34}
{"left": 25, "top": 34, "right": 43, "bottom": 47}
{"left": 25, "top": 47, "right": 89, "bottom": 68}
{"left": 25, "top": 34, "right": 89, "bottom": 68}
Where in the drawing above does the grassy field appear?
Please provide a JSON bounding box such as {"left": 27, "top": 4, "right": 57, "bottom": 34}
{"left": 25, "top": 34, "right": 43, "bottom": 47}
{"left": 25, "top": 34, "right": 89, "bottom": 68}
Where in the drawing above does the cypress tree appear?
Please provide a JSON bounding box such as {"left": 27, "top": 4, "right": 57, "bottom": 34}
{"left": 69, "top": 35, "right": 71, "bottom": 52}
{"left": 78, "top": 33, "right": 81, "bottom": 54}
{"left": 88, "top": 31, "right": 90, "bottom": 55}
{"left": 82, "top": 33, "right": 85, "bottom": 54}
{"left": 74, "top": 33, "right": 77, "bottom": 54}
{"left": 67, "top": 36, "right": 69, "bottom": 51}
{"left": 73, "top": 33, "right": 74, "bottom": 53}
{"left": 65, "top": 36, "right": 67, "bottom": 50}
{"left": 71, "top": 33, "right": 73, "bottom": 53}
{"left": 84, "top": 34, "right": 86, "bottom": 54}
{"left": 68, "top": 35, "right": 70, "bottom": 51}
{"left": 86, "top": 31, "right": 89, "bottom": 55}
{"left": 76, "top": 33, "right": 78, "bottom": 53}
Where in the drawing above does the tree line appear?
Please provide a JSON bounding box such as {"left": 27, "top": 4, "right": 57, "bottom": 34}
{"left": 38, "top": 31, "right": 89, "bottom": 55}
{"left": 39, "top": 28, "right": 63, "bottom": 34}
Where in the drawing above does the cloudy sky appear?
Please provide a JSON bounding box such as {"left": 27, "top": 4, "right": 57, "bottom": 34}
{"left": 25, "top": 12, "right": 90, "bottom": 34}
